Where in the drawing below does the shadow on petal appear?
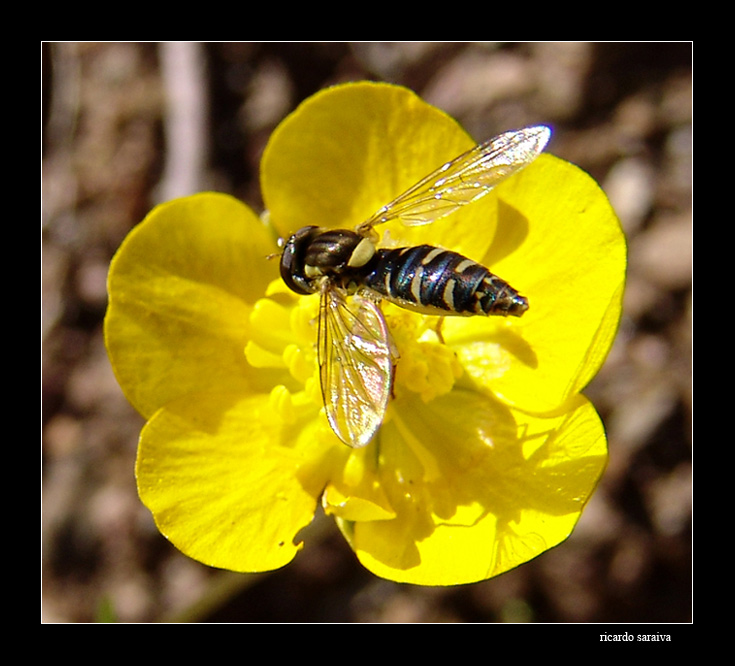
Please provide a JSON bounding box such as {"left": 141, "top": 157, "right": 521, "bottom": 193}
{"left": 481, "top": 198, "right": 530, "bottom": 268}
{"left": 345, "top": 390, "right": 607, "bottom": 584}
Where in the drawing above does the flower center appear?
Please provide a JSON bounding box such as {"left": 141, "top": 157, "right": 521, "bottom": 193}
{"left": 381, "top": 304, "right": 463, "bottom": 403}
{"left": 245, "top": 280, "right": 463, "bottom": 410}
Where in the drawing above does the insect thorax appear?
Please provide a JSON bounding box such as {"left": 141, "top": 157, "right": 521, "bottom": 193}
{"left": 280, "top": 226, "right": 377, "bottom": 295}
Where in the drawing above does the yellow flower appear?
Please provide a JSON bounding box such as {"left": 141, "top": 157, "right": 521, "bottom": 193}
{"left": 105, "top": 82, "right": 625, "bottom": 586}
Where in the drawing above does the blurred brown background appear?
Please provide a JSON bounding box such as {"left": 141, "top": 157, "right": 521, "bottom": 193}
{"left": 42, "top": 42, "right": 692, "bottom": 623}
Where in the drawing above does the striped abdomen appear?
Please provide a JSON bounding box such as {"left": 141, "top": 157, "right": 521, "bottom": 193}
{"left": 363, "top": 245, "right": 528, "bottom": 317}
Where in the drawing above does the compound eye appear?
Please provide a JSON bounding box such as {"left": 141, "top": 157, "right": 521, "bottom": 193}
{"left": 279, "top": 227, "right": 319, "bottom": 295}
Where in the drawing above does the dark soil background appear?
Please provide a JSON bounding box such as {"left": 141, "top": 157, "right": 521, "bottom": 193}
{"left": 42, "top": 42, "right": 692, "bottom": 623}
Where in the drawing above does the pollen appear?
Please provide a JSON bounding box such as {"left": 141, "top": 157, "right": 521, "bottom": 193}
{"left": 269, "top": 384, "right": 297, "bottom": 424}
{"left": 385, "top": 307, "right": 463, "bottom": 403}
{"left": 283, "top": 343, "right": 313, "bottom": 385}
{"left": 245, "top": 340, "right": 285, "bottom": 369}
{"left": 268, "top": 383, "right": 319, "bottom": 424}
{"left": 290, "top": 293, "right": 320, "bottom": 344}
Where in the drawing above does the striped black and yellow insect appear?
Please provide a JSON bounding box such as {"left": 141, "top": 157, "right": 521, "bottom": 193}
{"left": 279, "top": 125, "right": 551, "bottom": 448}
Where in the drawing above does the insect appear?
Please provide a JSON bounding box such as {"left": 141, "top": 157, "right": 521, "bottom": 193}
{"left": 279, "top": 125, "right": 551, "bottom": 448}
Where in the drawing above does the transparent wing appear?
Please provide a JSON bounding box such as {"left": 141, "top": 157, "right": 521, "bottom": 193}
{"left": 318, "top": 284, "right": 394, "bottom": 448}
{"left": 359, "top": 125, "right": 551, "bottom": 232}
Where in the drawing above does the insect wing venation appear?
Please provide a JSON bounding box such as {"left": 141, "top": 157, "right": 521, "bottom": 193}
{"left": 318, "top": 286, "right": 394, "bottom": 448}
{"left": 362, "top": 125, "right": 551, "bottom": 231}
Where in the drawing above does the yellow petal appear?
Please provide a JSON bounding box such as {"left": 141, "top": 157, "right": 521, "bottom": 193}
{"left": 337, "top": 391, "right": 606, "bottom": 585}
{"left": 105, "top": 193, "right": 280, "bottom": 418}
{"left": 445, "top": 155, "right": 626, "bottom": 411}
{"left": 136, "top": 391, "right": 336, "bottom": 573}
{"left": 323, "top": 448, "right": 397, "bottom": 522}
{"left": 261, "top": 82, "right": 498, "bottom": 260}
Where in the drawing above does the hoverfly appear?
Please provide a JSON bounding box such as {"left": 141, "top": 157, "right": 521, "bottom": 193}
{"left": 279, "top": 125, "right": 551, "bottom": 448}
